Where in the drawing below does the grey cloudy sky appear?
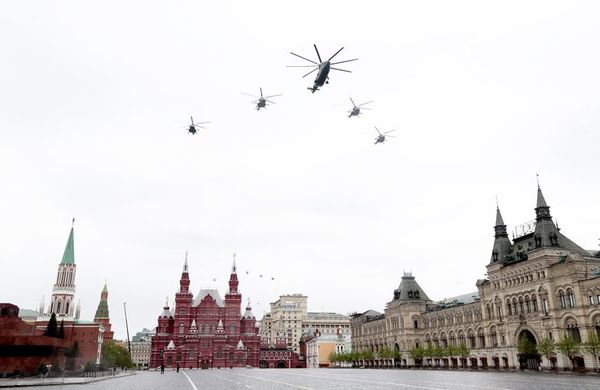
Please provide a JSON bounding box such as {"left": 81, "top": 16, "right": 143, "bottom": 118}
{"left": 1, "top": 1, "right": 599, "bottom": 340}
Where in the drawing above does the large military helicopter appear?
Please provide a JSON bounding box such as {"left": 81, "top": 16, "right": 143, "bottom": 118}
{"left": 241, "top": 88, "right": 282, "bottom": 111}
{"left": 348, "top": 97, "right": 373, "bottom": 118}
{"left": 373, "top": 127, "right": 396, "bottom": 145}
{"left": 288, "top": 44, "right": 358, "bottom": 93}
{"left": 186, "top": 116, "right": 210, "bottom": 135}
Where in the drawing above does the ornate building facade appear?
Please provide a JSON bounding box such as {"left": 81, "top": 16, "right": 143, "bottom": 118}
{"left": 150, "top": 257, "right": 260, "bottom": 369}
{"left": 351, "top": 185, "right": 600, "bottom": 370}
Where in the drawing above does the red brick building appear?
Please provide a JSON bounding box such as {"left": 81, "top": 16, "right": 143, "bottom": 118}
{"left": 150, "top": 256, "right": 260, "bottom": 369}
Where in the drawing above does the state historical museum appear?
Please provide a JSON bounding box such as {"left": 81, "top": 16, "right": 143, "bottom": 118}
{"left": 150, "top": 256, "right": 260, "bottom": 369}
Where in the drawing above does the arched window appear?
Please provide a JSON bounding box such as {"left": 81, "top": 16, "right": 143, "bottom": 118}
{"left": 458, "top": 331, "right": 466, "bottom": 346}
{"left": 486, "top": 304, "right": 492, "bottom": 320}
{"left": 559, "top": 290, "right": 566, "bottom": 308}
{"left": 524, "top": 296, "right": 530, "bottom": 313}
{"left": 565, "top": 318, "right": 581, "bottom": 343}
{"left": 468, "top": 330, "right": 476, "bottom": 349}
{"left": 57, "top": 299, "right": 62, "bottom": 314}
{"left": 506, "top": 300, "right": 512, "bottom": 316}
{"left": 518, "top": 297, "right": 524, "bottom": 314}
{"left": 477, "top": 329, "right": 486, "bottom": 348}
{"left": 490, "top": 327, "right": 498, "bottom": 347}
{"left": 179, "top": 323, "right": 184, "bottom": 334}
{"left": 531, "top": 295, "right": 538, "bottom": 312}
{"left": 229, "top": 323, "right": 235, "bottom": 334}
{"left": 449, "top": 332, "right": 457, "bottom": 348}
{"left": 512, "top": 299, "right": 517, "bottom": 315}
{"left": 566, "top": 289, "right": 575, "bottom": 308}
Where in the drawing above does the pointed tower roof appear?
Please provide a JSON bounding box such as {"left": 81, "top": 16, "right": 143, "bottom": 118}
{"left": 393, "top": 273, "right": 431, "bottom": 302}
{"left": 242, "top": 299, "right": 255, "bottom": 319}
{"left": 61, "top": 224, "right": 75, "bottom": 264}
{"left": 495, "top": 206, "right": 505, "bottom": 226}
{"left": 183, "top": 251, "right": 189, "bottom": 272}
{"left": 231, "top": 253, "right": 237, "bottom": 274}
{"left": 94, "top": 283, "right": 110, "bottom": 320}
{"left": 490, "top": 203, "right": 512, "bottom": 264}
{"left": 536, "top": 185, "right": 548, "bottom": 208}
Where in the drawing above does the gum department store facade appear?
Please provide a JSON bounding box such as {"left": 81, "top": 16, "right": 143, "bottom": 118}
{"left": 351, "top": 186, "right": 600, "bottom": 370}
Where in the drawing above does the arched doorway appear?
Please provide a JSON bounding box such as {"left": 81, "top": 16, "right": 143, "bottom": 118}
{"left": 276, "top": 361, "right": 287, "bottom": 368}
{"left": 259, "top": 360, "right": 269, "bottom": 368}
{"left": 517, "top": 330, "right": 539, "bottom": 370}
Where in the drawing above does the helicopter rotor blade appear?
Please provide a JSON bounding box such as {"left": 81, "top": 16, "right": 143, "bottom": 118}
{"left": 286, "top": 65, "right": 318, "bottom": 68}
{"left": 375, "top": 126, "right": 383, "bottom": 135}
{"left": 327, "top": 47, "right": 344, "bottom": 62}
{"left": 290, "top": 51, "right": 318, "bottom": 65}
{"left": 331, "top": 67, "right": 351, "bottom": 73}
{"left": 302, "top": 68, "right": 318, "bottom": 78}
{"left": 260, "top": 87, "right": 263, "bottom": 97}
{"left": 386, "top": 135, "right": 396, "bottom": 138}
{"left": 331, "top": 58, "right": 359, "bottom": 66}
{"left": 349, "top": 97, "right": 356, "bottom": 107}
{"left": 241, "top": 92, "right": 260, "bottom": 98}
{"left": 265, "top": 99, "right": 277, "bottom": 104}
{"left": 359, "top": 107, "right": 371, "bottom": 110}
{"left": 313, "top": 44, "right": 323, "bottom": 63}
{"left": 264, "top": 94, "right": 282, "bottom": 99}
{"left": 358, "top": 100, "right": 374, "bottom": 107}
{"left": 383, "top": 129, "right": 397, "bottom": 134}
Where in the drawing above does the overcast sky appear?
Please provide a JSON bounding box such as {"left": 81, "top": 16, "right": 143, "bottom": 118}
{"left": 1, "top": 1, "right": 599, "bottom": 340}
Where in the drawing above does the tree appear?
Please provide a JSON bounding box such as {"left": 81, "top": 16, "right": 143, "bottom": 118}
{"left": 537, "top": 337, "right": 556, "bottom": 370}
{"left": 101, "top": 341, "right": 133, "bottom": 369}
{"left": 65, "top": 341, "right": 80, "bottom": 370}
{"left": 456, "top": 343, "right": 470, "bottom": 368}
{"left": 409, "top": 346, "right": 425, "bottom": 367}
{"left": 557, "top": 335, "right": 580, "bottom": 370}
{"left": 44, "top": 313, "right": 58, "bottom": 337}
{"left": 517, "top": 337, "right": 538, "bottom": 357}
{"left": 432, "top": 345, "right": 444, "bottom": 367}
{"left": 424, "top": 343, "right": 435, "bottom": 367}
{"left": 58, "top": 320, "right": 65, "bottom": 339}
{"left": 583, "top": 333, "right": 600, "bottom": 372}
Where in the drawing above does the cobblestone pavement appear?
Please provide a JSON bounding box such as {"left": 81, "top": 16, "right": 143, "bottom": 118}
{"left": 14, "top": 369, "right": 600, "bottom": 390}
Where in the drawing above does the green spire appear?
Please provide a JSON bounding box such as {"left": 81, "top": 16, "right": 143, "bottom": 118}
{"left": 61, "top": 225, "right": 75, "bottom": 265}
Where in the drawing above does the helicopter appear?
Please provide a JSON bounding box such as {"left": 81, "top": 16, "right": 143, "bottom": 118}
{"left": 288, "top": 44, "right": 358, "bottom": 93}
{"left": 241, "top": 88, "right": 282, "bottom": 111}
{"left": 348, "top": 97, "right": 373, "bottom": 118}
{"left": 373, "top": 127, "right": 396, "bottom": 145}
{"left": 186, "top": 116, "right": 210, "bottom": 135}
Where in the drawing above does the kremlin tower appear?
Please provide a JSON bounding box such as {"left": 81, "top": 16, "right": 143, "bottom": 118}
{"left": 94, "top": 283, "right": 114, "bottom": 340}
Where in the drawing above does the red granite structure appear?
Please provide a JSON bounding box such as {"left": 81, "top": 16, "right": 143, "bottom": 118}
{"left": 0, "top": 303, "right": 102, "bottom": 375}
{"left": 0, "top": 304, "right": 66, "bottom": 375}
{"left": 150, "top": 256, "right": 260, "bottom": 369}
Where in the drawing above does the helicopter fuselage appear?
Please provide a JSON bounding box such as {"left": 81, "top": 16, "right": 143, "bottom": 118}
{"left": 256, "top": 98, "right": 266, "bottom": 110}
{"left": 375, "top": 135, "right": 385, "bottom": 144}
{"left": 349, "top": 107, "right": 360, "bottom": 117}
{"left": 188, "top": 126, "right": 197, "bottom": 135}
{"left": 310, "top": 61, "right": 331, "bottom": 93}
